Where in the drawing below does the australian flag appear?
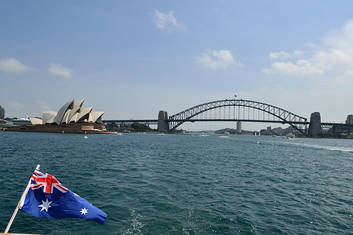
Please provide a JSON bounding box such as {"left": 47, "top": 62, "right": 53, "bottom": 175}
{"left": 21, "top": 169, "right": 107, "bottom": 224}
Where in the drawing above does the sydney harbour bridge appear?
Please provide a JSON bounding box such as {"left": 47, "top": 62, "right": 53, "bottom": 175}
{"left": 103, "top": 99, "right": 353, "bottom": 136}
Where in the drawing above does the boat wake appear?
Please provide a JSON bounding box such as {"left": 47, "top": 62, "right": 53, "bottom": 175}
{"left": 219, "top": 135, "right": 229, "bottom": 138}
{"left": 287, "top": 142, "right": 353, "bottom": 153}
{"left": 123, "top": 209, "right": 144, "bottom": 235}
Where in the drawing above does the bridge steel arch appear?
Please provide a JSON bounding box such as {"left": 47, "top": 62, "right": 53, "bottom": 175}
{"left": 168, "top": 99, "right": 308, "bottom": 134}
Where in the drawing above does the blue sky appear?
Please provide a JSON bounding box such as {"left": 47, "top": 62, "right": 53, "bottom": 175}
{"left": 2, "top": 1, "right": 353, "bottom": 130}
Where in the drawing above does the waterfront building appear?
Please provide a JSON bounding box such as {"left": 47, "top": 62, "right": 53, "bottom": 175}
{"left": 28, "top": 99, "right": 104, "bottom": 125}
{"left": 2, "top": 99, "right": 110, "bottom": 134}
{"left": 0, "top": 105, "right": 4, "bottom": 119}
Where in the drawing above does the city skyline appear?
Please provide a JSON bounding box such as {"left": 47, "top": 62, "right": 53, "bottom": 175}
{"left": 2, "top": 1, "right": 353, "bottom": 130}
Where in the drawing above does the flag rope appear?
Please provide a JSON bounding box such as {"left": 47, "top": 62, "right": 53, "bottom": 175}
{"left": 4, "top": 164, "right": 40, "bottom": 233}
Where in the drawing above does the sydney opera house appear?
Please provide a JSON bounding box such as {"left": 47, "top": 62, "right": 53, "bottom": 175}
{"left": 3, "top": 99, "right": 112, "bottom": 134}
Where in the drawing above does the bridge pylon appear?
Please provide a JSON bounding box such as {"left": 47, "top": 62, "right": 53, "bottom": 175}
{"left": 308, "top": 112, "right": 322, "bottom": 137}
{"left": 157, "top": 111, "right": 169, "bottom": 132}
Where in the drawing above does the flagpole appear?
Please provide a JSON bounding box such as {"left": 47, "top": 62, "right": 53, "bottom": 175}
{"left": 4, "top": 164, "right": 40, "bottom": 233}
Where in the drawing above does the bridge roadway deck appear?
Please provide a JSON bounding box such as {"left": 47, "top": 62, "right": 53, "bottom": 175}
{"left": 103, "top": 119, "right": 353, "bottom": 127}
{"left": 103, "top": 119, "right": 307, "bottom": 124}
{"left": 103, "top": 119, "right": 159, "bottom": 123}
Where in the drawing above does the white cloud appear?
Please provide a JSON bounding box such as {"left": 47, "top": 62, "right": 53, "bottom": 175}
{"left": 264, "top": 18, "right": 353, "bottom": 76}
{"left": 293, "top": 50, "right": 304, "bottom": 56}
{"left": 0, "top": 58, "right": 34, "bottom": 74}
{"left": 48, "top": 63, "right": 72, "bottom": 78}
{"left": 196, "top": 49, "right": 242, "bottom": 70}
{"left": 263, "top": 60, "right": 323, "bottom": 75}
{"left": 269, "top": 51, "right": 290, "bottom": 60}
{"left": 154, "top": 10, "right": 180, "bottom": 31}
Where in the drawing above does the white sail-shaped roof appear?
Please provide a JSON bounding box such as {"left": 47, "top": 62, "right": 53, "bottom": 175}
{"left": 62, "top": 109, "right": 72, "bottom": 124}
{"left": 67, "top": 99, "right": 84, "bottom": 123}
{"left": 69, "top": 113, "right": 79, "bottom": 123}
{"left": 47, "top": 117, "right": 55, "bottom": 124}
{"left": 42, "top": 111, "right": 57, "bottom": 124}
{"left": 53, "top": 100, "right": 74, "bottom": 125}
{"left": 76, "top": 107, "right": 92, "bottom": 123}
{"left": 31, "top": 99, "right": 106, "bottom": 126}
{"left": 29, "top": 117, "right": 43, "bottom": 125}
{"left": 88, "top": 111, "right": 104, "bottom": 123}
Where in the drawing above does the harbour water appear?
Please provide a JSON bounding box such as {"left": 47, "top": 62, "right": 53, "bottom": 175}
{"left": 1, "top": 132, "right": 353, "bottom": 234}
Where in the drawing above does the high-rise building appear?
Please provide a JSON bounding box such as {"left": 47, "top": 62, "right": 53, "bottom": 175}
{"left": 346, "top": 115, "right": 353, "bottom": 124}
{"left": 0, "top": 105, "right": 5, "bottom": 119}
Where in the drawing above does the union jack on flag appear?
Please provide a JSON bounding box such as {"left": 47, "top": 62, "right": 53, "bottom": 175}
{"left": 21, "top": 169, "right": 107, "bottom": 224}
{"left": 30, "top": 170, "right": 68, "bottom": 193}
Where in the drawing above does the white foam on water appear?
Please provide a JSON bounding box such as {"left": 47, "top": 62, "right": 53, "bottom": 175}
{"left": 219, "top": 136, "right": 229, "bottom": 138}
{"left": 286, "top": 142, "right": 353, "bottom": 153}
{"left": 123, "top": 209, "right": 144, "bottom": 235}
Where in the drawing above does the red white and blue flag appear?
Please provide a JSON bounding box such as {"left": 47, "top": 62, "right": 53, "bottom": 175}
{"left": 21, "top": 169, "right": 107, "bottom": 224}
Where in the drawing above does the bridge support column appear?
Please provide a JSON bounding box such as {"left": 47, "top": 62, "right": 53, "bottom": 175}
{"left": 157, "top": 111, "right": 169, "bottom": 132}
{"left": 308, "top": 112, "right": 322, "bottom": 137}
{"left": 236, "top": 121, "right": 242, "bottom": 134}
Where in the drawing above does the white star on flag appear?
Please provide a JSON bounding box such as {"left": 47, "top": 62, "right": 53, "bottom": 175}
{"left": 80, "top": 208, "right": 88, "bottom": 215}
{"left": 38, "top": 198, "right": 52, "bottom": 212}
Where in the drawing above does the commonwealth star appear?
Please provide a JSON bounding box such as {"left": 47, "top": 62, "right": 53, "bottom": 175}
{"left": 38, "top": 198, "right": 52, "bottom": 212}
